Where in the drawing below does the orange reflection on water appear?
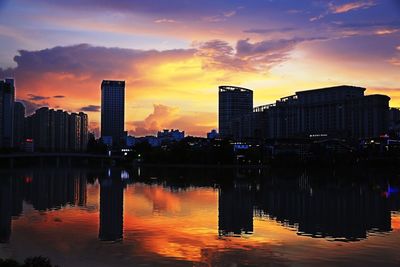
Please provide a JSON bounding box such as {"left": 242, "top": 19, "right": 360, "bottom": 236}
{"left": 392, "top": 213, "right": 400, "bottom": 231}
{"left": 8, "top": 181, "right": 400, "bottom": 266}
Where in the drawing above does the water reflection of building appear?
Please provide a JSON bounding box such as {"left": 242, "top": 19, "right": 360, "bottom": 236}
{"left": 255, "top": 180, "right": 394, "bottom": 241}
{"left": 218, "top": 183, "right": 254, "bottom": 236}
{"left": 0, "top": 178, "right": 12, "bottom": 243}
{"left": 24, "top": 170, "right": 86, "bottom": 211}
{"left": 0, "top": 170, "right": 88, "bottom": 242}
{"left": 99, "top": 169, "right": 124, "bottom": 241}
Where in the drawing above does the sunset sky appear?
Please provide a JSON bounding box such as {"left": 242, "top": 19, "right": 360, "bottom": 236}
{"left": 0, "top": 0, "right": 399, "bottom": 136}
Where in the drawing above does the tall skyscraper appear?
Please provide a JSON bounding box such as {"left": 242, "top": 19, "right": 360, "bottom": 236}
{"left": 13, "top": 101, "right": 25, "bottom": 149}
{"left": 101, "top": 80, "right": 125, "bottom": 146}
{"left": 218, "top": 86, "right": 253, "bottom": 138}
{"left": 0, "top": 78, "right": 15, "bottom": 148}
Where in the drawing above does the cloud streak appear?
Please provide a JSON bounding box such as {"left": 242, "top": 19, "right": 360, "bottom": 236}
{"left": 329, "top": 1, "right": 376, "bottom": 14}
{"left": 80, "top": 105, "right": 100, "bottom": 112}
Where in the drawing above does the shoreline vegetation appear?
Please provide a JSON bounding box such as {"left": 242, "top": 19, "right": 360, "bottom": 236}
{"left": 0, "top": 257, "right": 58, "bottom": 267}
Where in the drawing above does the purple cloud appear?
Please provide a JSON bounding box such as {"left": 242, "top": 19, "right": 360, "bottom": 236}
{"left": 27, "top": 94, "right": 50, "bottom": 101}
{"left": 80, "top": 105, "right": 100, "bottom": 112}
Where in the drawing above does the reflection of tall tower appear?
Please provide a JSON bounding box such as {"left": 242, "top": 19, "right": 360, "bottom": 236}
{"left": 74, "top": 173, "right": 87, "bottom": 207}
{"left": 218, "top": 183, "right": 254, "bottom": 236}
{"left": 11, "top": 176, "right": 24, "bottom": 217}
{"left": 0, "top": 178, "right": 12, "bottom": 243}
{"left": 99, "top": 169, "right": 124, "bottom": 241}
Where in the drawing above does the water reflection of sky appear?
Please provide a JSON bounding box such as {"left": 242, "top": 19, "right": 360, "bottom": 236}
{"left": 0, "top": 168, "right": 399, "bottom": 266}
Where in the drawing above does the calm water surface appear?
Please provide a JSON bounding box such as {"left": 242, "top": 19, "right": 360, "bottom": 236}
{"left": 0, "top": 167, "right": 399, "bottom": 266}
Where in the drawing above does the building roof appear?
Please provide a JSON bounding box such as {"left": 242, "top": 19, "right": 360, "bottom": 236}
{"left": 296, "top": 85, "right": 366, "bottom": 95}
{"left": 101, "top": 80, "right": 125, "bottom": 87}
{"left": 219, "top": 85, "right": 252, "bottom": 93}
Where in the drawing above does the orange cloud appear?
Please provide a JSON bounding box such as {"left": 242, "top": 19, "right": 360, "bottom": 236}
{"left": 128, "top": 104, "right": 215, "bottom": 136}
{"left": 329, "top": 1, "right": 376, "bottom": 14}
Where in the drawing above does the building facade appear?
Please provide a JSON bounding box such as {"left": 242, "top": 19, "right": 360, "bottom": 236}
{"left": 24, "top": 107, "right": 88, "bottom": 152}
{"left": 0, "top": 79, "right": 15, "bottom": 148}
{"left": 218, "top": 86, "right": 253, "bottom": 139}
{"left": 101, "top": 80, "right": 125, "bottom": 146}
{"left": 157, "top": 129, "right": 185, "bottom": 142}
{"left": 13, "top": 101, "right": 25, "bottom": 149}
{"left": 79, "top": 112, "right": 88, "bottom": 152}
{"left": 251, "top": 85, "right": 390, "bottom": 140}
{"left": 69, "top": 113, "right": 82, "bottom": 152}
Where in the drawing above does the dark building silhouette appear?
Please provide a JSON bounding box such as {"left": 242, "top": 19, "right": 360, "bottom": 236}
{"left": 99, "top": 169, "right": 124, "bottom": 241}
{"left": 69, "top": 112, "right": 81, "bottom": 152}
{"left": 79, "top": 112, "right": 89, "bottom": 152}
{"left": 31, "top": 107, "right": 52, "bottom": 151}
{"left": 218, "top": 86, "right": 253, "bottom": 139}
{"left": 13, "top": 101, "right": 25, "bottom": 149}
{"left": 218, "top": 183, "right": 254, "bottom": 236}
{"left": 54, "top": 109, "right": 69, "bottom": 152}
{"left": 101, "top": 80, "right": 125, "bottom": 146}
{"left": 24, "top": 108, "right": 88, "bottom": 152}
{"left": 252, "top": 85, "right": 390, "bottom": 140}
{"left": 0, "top": 178, "right": 12, "bottom": 243}
{"left": 24, "top": 170, "right": 85, "bottom": 211}
{"left": 225, "top": 85, "right": 390, "bottom": 141}
{"left": 11, "top": 176, "right": 24, "bottom": 217}
{"left": 0, "top": 78, "right": 15, "bottom": 148}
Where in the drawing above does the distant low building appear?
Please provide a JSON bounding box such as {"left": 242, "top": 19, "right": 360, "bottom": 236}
{"left": 157, "top": 129, "right": 184, "bottom": 142}
{"left": 207, "top": 129, "right": 219, "bottom": 139}
{"left": 125, "top": 135, "right": 136, "bottom": 147}
{"left": 135, "top": 136, "right": 161, "bottom": 147}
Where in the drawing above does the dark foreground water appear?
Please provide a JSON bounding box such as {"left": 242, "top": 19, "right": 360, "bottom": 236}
{"left": 0, "top": 167, "right": 399, "bottom": 266}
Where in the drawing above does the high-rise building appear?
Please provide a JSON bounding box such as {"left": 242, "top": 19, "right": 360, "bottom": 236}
{"left": 13, "top": 101, "right": 25, "bottom": 149}
{"left": 79, "top": 112, "right": 88, "bottom": 152}
{"left": 54, "top": 110, "right": 69, "bottom": 152}
{"left": 33, "top": 107, "right": 51, "bottom": 151}
{"left": 0, "top": 78, "right": 15, "bottom": 148}
{"left": 218, "top": 86, "right": 253, "bottom": 139}
{"left": 24, "top": 107, "right": 88, "bottom": 152}
{"left": 69, "top": 113, "right": 81, "bottom": 152}
{"left": 101, "top": 80, "right": 125, "bottom": 146}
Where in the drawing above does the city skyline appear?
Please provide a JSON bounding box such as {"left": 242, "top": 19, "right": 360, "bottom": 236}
{"left": 0, "top": 0, "right": 399, "bottom": 136}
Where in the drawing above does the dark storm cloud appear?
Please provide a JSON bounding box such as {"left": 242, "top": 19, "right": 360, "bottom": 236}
{"left": 27, "top": 94, "right": 50, "bottom": 101}
{"left": 80, "top": 105, "right": 100, "bottom": 112}
{"left": 13, "top": 44, "right": 196, "bottom": 78}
